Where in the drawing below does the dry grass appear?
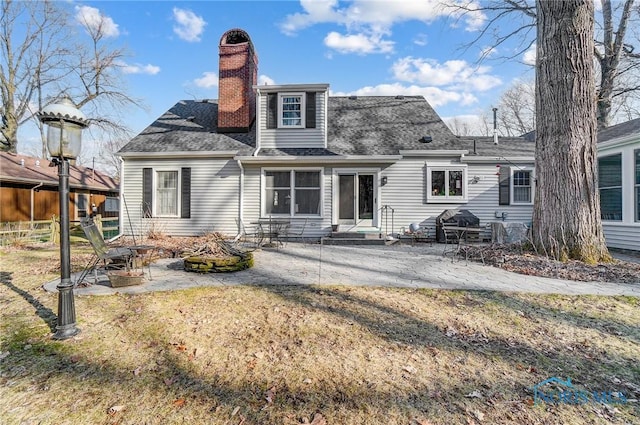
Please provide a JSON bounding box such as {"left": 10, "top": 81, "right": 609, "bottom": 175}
{"left": 1, "top": 243, "right": 639, "bottom": 425}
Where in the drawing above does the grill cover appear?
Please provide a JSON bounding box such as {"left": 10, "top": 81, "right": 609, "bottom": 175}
{"left": 435, "top": 209, "right": 480, "bottom": 242}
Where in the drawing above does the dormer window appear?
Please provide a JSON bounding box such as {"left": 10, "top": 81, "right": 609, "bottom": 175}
{"left": 266, "top": 92, "right": 317, "bottom": 129}
{"left": 279, "top": 93, "right": 304, "bottom": 128}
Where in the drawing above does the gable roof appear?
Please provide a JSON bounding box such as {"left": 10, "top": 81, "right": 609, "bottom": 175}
{"left": 598, "top": 117, "right": 640, "bottom": 142}
{"left": 0, "top": 152, "right": 118, "bottom": 192}
{"left": 119, "top": 100, "right": 256, "bottom": 155}
{"left": 120, "top": 95, "right": 533, "bottom": 158}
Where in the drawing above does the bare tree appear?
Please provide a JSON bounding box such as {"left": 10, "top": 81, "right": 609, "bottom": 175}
{"left": 533, "top": 0, "right": 609, "bottom": 262}
{"left": 1, "top": 0, "right": 70, "bottom": 154}
{"left": 496, "top": 79, "right": 535, "bottom": 136}
{"left": 447, "top": 0, "right": 640, "bottom": 128}
{"left": 1, "top": 0, "right": 143, "bottom": 161}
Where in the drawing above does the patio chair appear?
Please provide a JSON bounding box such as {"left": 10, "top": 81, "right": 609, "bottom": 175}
{"left": 76, "top": 217, "right": 136, "bottom": 285}
{"left": 233, "top": 218, "right": 264, "bottom": 249}
{"left": 280, "top": 217, "right": 308, "bottom": 246}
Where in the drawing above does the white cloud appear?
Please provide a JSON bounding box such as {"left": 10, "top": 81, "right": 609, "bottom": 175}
{"left": 392, "top": 56, "right": 501, "bottom": 91}
{"left": 194, "top": 71, "right": 218, "bottom": 88}
{"left": 523, "top": 43, "right": 536, "bottom": 65}
{"left": 120, "top": 62, "right": 160, "bottom": 75}
{"left": 332, "top": 83, "right": 478, "bottom": 108}
{"left": 324, "top": 31, "right": 394, "bottom": 54}
{"left": 280, "top": 0, "right": 485, "bottom": 55}
{"left": 258, "top": 75, "right": 276, "bottom": 86}
{"left": 75, "top": 5, "right": 120, "bottom": 37}
{"left": 172, "top": 8, "right": 206, "bottom": 42}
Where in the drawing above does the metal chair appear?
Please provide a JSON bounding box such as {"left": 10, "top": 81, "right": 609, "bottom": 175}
{"left": 77, "top": 217, "right": 136, "bottom": 285}
{"left": 280, "top": 218, "right": 308, "bottom": 246}
{"left": 233, "top": 218, "right": 264, "bottom": 249}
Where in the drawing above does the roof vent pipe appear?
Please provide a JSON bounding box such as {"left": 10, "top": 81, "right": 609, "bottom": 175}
{"left": 493, "top": 107, "right": 498, "bottom": 145}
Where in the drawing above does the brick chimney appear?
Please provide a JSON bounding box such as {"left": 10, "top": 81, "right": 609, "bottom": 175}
{"left": 217, "top": 29, "right": 258, "bottom": 133}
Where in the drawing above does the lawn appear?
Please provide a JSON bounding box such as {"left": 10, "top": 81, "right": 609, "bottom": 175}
{"left": 1, "top": 244, "right": 639, "bottom": 424}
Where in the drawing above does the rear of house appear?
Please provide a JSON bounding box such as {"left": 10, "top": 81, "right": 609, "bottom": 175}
{"left": 117, "top": 28, "right": 536, "bottom": 242}
{"left": 597, "top": 118, "right": 640, "bottom": 252}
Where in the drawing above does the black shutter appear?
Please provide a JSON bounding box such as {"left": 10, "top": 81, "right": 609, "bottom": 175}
{"left": 181, "top": 167, "right": 191, "bottom": 219}
{"left": 267, "top": 93, "right": 277, "bottom": 129}
{"left": 498, "top": 166, "right": 511, "bottom": 205}
{"left": 142, "top": 168, "right": 153, "bottom": 217}
{"left": 305, "top": 92, "right": 316, "bottom": 128}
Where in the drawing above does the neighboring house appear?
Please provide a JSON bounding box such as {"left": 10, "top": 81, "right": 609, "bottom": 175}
{"left": 0, "top": 152, "right": 119, "bottom": 222}
{"left": 117, "top": 28, "right": 536, "bottom": 240}
{"left": 597, "top": 118, "right": 640, "bottom": 251}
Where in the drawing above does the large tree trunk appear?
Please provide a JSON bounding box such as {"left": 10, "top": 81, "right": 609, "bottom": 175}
{"left": 533, "top": 0, "right": 610, "bottom": 263}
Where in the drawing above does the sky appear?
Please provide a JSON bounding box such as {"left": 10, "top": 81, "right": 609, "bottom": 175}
{"left": 17, "top": 0, "right": 536, "bottom": 171}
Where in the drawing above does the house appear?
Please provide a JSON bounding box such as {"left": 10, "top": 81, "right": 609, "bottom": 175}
{"left": 597, "top": 118, "right": 640, "bottom": 251}
{"left": 0, "top": 152, "right": 119, "bottom": 222}
{"left": 117, "top": 28, "right": 536, "bottom": 241}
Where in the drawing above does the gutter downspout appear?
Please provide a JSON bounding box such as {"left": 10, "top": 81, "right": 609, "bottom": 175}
{"left": 30, "top": 182, "right": 45, "bottom": 225}
{"left": 112, "top": 156, "right": 126, "bottom": 241}
{"left": 235, "top": 159, "right": 245, "bottom": 241}
{"left": 253, "top": 87, "right": 261, "bottom": 157}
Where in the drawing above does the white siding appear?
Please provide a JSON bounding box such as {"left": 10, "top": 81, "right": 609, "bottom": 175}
{"left": 121, "top": 158, "right": 240, "bottom": 237}
{"left": 599, "top": 137, "right": 640, "bottom": 251}
{"left": 258, "top": 93, "right": 326, "bottom": 149}
{"left": 381, "top": 158, "right": 534, "bottom": 238}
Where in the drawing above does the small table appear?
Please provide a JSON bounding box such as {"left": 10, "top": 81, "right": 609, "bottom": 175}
{"left": 252, "top": 218, "right": 291, "bottom": 247}
{"left": 130, "top": 245, "right": 156, "bottom": 280}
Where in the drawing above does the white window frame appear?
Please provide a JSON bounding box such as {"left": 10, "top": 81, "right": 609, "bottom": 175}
{"left": 426, "top": 165, "right": 468, "bottom": 203}
{"left": 511, "top": 168, "right": 535, "bottom": 205}
{"left": 598, "top": 153, "right": 623, "bottom": 222}
{"left": 278, "top": 92, "right": 305, "bottom": 128}
{"left": 154, "top": 169, "right": 181, "bottom": 218}
{"left": 261, "top": 168, "right": 323, "bottom": 217}
{"left": 635, "top": 149, "right": 640, "bottom": 222}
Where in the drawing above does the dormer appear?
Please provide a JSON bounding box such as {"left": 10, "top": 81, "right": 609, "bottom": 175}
{"left": 255, "top": 84, "right": 329, "bottom": 150}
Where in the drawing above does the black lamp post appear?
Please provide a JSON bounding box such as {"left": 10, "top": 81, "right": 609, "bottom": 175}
{"left": 38, "top": 96, "right": 89, "bottom": 340}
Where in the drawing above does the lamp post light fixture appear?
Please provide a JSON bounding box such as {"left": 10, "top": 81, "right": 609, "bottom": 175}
{"left": 38, "top": 96, "right": 89, "bottom": 340}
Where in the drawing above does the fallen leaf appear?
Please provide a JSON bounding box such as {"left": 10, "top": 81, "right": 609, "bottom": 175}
{"left": 309, "top": 413, "right": 327, "bottom": 425}
{"left": 175, "top": 344, "right": 187, "bottom": 352}
{"left": 473, "top": 410, "right": 485, "bottom": 421}
{"left": 164, "top": 377, "right": 175, "bottom": 386}
{"left": 173, "top": 398, "right": 186, "bottom": 408}
{"left": 231, "top": 406, "right": 240, "bottom": 417}
{"left": 107, "top": 405, "right": 125, "bottom": 415}
{"left": 466, "top": 390, "right": 482, "bottom": 398}
{"left": 133, "top": 367, "right": 142, "bottom": 376}
{"left": 265, "top": 386, "right": 276, "bottom": 404}
{"left": 188, "top": 348, "right": 197, "bottom": 361}
{"left": 403, "top": 365, "right": 417, "bottom": 374}
{"left": 303, "top": 378, "right": 313, "bottom": 384}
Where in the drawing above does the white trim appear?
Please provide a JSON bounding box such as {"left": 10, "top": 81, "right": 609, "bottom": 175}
{"left": 400, "top": 150, "right": 468, "bottom": 157}
{"left": 425, "top": 164, "right": 468, "bottom": 203}
{"left": 278, "top": 92, "right": 305, "bottom": 129}
{"left": 461, "top": 156, "right": 535, "bottom": 163}
{"left": 511, "top": 167, "right": 535, "bottom": 205}
{"left": 153, "top": 169, "right": 182, "bottom": 218}
{"left": 261, "top": 167, "right": 324, "bottom": 218}
{"left": 255, "top": 83, "right": 329, "bottom": 93}
{"left": 331, "top": 168, "right": 381, "bottom": 228}
{"left": 118, "top": 151, "right": 238, "bottom": 159}
{"left": 235, "top": 155, "right": 401, "bottom": 164}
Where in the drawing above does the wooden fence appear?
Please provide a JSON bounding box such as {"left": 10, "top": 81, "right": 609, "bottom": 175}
{"left": 0, "top": 215, "right": 119, "bottom": 246}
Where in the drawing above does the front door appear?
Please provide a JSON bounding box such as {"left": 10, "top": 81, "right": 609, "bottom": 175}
{"left": 337, "top": 173, "right": 375, "bottom": 227}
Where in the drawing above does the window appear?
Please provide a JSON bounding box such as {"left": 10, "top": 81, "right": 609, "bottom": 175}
{"left": 264, "top": 170, "right": 321, "bottom": 216}
{"left": 142, "top": 168, "right": 190, "bottom": 218}
{"left": 635, "top": 149, "right": 640, "bottom": 222}
{"left": 426, "top": 166, "right": 467, "bottom": 202}
{"left": 105, "top": 197, "right": 119, "bottom": 212}
{"left": 156, "top": 171, "right": 178, "bottom": 216}
{"left": 76, "top": 193, "right": 89, "bottom": 217}
{"left": 498, "top": 166, "right": 535, "bottom": 205}
{"left": 598, "top": 154, "right": 622, "bottom": 221}
{"left": 279, "top": 93, "right": 304, "bottom": 128}
{"left": 512, "top": 170, "right": 533, "bottom": 204}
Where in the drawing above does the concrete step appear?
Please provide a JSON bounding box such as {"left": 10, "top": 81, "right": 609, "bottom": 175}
{"left": 321, "top": 237, "right": 398, "bottom": 246}
{"left": 330, "top": 231, "right": 382, "bottom": 239}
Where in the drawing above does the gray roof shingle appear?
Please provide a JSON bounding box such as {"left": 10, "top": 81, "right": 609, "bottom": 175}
{"left": 598, "top": 117, "right": 640, "bottom": 142}
{"left": 120, "top": 96, "right": 533, "bottom": 158}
